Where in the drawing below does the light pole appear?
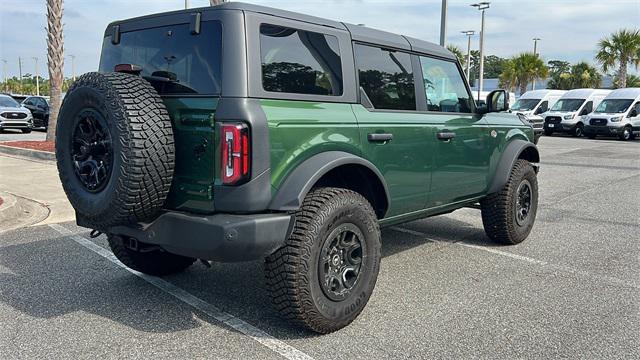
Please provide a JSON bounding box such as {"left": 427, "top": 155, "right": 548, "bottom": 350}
{"left": 69, "top": 55, "right": 76, "bottom": 81}
{"left": 1, "top": 59, "right": 7, "bottom": 92}
{"left": 532, "top": 37, "right": 541, "bottom": 56}
{"left": 532, "top": 38, "right": 540, "bottom": 90}
{"left": 471, "top": 2, "right": 490, "bottom": 100}
{"left": 440, "top": 0, "right": 448, "bottom": 46}
{"left": 18, "top": 56, "right": 23, "bottom": 94}
{"left": 184, "top": 0, "right": 189, "bottom": 9}
{"left": 33, "top": 57, "right": 40, "bottom": 96}
{"left": 461, "top": 30, "right": 475, "bottom": 82}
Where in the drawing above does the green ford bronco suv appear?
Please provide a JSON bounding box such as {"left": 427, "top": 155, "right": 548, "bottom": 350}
{"left": 55, "top": 2, "right": 539, "bottom": 333}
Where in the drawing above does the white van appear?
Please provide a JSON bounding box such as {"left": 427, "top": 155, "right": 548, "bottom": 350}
{"left": 584, "top": 88, "right": 640, "bottom": 141}
{"left": 474, "top": 90, "right": 516, "bottom": 108}
{"left": 543, "top": 89, "right": 611, "bottom": 137}
{"left": 511, "top": 89, "right": 567, "bottom": 142}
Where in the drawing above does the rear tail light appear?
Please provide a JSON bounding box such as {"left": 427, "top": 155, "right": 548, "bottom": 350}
{"left": 221, "top": 123, "right": 250, "bottom": 185}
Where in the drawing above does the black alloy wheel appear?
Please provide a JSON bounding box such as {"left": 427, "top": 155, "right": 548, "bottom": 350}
{"left": 318, "top": 223, "right": 365, "bottom": 301}
{"left": 70, "top": 109, "right": 113, "bottom": 193}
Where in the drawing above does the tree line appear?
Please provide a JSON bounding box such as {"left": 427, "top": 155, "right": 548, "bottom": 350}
{"left": 448, "top": 28, "right": 640, "bottom": 93}
{"left": 1, "top": 74, "right": 75, "bottom": 96}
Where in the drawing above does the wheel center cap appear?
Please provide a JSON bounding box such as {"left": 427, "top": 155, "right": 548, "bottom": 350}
{"left": 332, "top": 255, "right": 340, "bottom": 266}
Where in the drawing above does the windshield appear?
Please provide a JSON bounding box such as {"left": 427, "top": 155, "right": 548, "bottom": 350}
{"left": 511, "top": 98, "right": 540, "bottom": 111}
{"left": 551, "top": 98, "right": 585, "bottom": 112}
{"left": 595, "top": 99, "right": 633, "bottom": 113}
{"left": 0, "top": 96, "right": 20, "bottom": 108}
{"left": 99, "top": 21, "right": 222, "bottom": 95}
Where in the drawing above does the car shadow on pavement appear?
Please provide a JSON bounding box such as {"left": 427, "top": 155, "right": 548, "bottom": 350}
{"left": 0, "top": 216, "right": 497, "bottom": 339}
{"left": 0, "top": 233, "right": 204, "bottom": 334}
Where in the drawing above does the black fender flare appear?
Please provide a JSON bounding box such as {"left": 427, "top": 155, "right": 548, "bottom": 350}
{"left": 269, "top": 151, "right": 390, "bottom": 213}
{"left": 487, "top": 139, "right": 540, "bottom": 194}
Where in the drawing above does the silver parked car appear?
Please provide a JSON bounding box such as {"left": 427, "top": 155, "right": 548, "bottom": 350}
{"left": 0, "top": 94, "right": 34, "bottom": 133}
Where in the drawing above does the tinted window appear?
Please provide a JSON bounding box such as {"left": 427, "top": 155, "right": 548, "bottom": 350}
{"left": 99, "top": 21, "right": 222, "bottom": 95}
{"left": 419, "top": 56, "right": 472, "bottom": 113}
{"left": 260, "top": 24, "right": 342, "bottom": 96}
{"left": 355, "top": 44, "right": 415, "bottom": 110}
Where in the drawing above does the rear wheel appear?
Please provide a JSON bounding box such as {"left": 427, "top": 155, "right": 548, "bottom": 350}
{"left": 480, "top": 159, "right": 538, "bottom": 245}
{"left": 265, "top": 187, "right": 381, "bottom": 333}
{"left": 107, "top": 234, "right": 195, "bottom": 276}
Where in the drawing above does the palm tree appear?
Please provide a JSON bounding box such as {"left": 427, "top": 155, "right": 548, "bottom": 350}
{"left": 498, "top": 59, "right": 517, "bottom": 92}
{"left": 595, "top": 29, "right": 640, "bottom": 88}
{"left": 569, "top": 62, "right": 602, "bottom": 88}
{"left": 507, "top": 53, "right": 548, "bottom": 95}
{"left": 614, "top": 74, "right": 640, "bottom": 88}
{"left": 446, "top": 44, "right": 466, "bottom": 69}
{"left": 46, "top": 0, "right": 64, "bottom": 141}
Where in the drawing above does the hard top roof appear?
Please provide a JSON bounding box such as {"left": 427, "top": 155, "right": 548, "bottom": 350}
{"left": 605, "top": 87, "right": 640, "bottom": 99}
{"left": 107, "top": 2, "right": 455, "bottom": 60}
{"left": 519, "top": 89, "right": 567, "bottom": 99}
{"left": 560, "top": 88, "right": 611, "bottom": 99}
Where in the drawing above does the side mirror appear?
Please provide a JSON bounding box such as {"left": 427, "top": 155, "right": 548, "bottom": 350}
{"left": 484, "top": 89, "right": 509, "bottom": 113}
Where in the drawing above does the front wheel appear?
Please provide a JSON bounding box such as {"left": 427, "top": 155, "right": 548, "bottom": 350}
{"left": 480, "top": 159, "right": 538, "bottom": 245}
{"left": 619, "top": 126, "right": 632, "bottom": 141}
{"left": 572, "top": 123, "right": 584, "bottom": 137}
{"left": 265, "top": 187, "right": 381, "bottom": 334}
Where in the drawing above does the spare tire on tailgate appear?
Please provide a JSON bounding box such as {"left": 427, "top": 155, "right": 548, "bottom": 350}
{"left": 56, "top": 72, "right": 175, "bottom": 228}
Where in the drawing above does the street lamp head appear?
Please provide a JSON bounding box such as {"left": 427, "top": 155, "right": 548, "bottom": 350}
{"left": 472, "top": 2, "right": 490, "bottom": 10}
{"left": 533, "top": 37, "right": 541, "bottom": 41}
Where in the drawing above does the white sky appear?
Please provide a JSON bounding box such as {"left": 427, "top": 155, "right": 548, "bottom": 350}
{"left": 1, "top": 0, "right": 639, "bottom": 78}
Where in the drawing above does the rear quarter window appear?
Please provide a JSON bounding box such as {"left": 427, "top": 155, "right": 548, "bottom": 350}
{"left": 99, "top": 21, "right": 222, "bottom": 95}
{"left": 259, "top": 24, "right": 343, "bottom": 96}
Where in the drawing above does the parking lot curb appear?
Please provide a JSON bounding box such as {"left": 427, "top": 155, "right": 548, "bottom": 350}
{"left": 0, "top": 145, "right": 55, "bottom": 162}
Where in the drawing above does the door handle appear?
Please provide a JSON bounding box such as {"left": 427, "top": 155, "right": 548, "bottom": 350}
{"left": 368, "top": 133, "right": 393, "bottom": 142}
{"left": 437, "top": 131, "right": 456, "bottom": 141}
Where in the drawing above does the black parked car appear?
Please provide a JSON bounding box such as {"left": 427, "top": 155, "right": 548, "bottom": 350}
{"left": 21, "top": 96, "right": 50, "bottom": 129}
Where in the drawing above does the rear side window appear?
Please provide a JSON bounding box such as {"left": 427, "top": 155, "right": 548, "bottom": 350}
{"left": 419, "top": 56, "right": 472, "bottom": 113}
{"left": 99, "top": 21, "right": 222, "bottom": 95}
{"left": 355, "top": 44, "right": 415, "bottom": 110}
{"left": 260, "top": 24, "right": 343, "bottom": 96}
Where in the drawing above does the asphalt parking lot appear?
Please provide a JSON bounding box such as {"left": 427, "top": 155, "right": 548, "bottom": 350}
{"left": 0, "top": 135, "right": 638, "bottom": 359}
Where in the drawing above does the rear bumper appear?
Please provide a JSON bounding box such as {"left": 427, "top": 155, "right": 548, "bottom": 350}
{"left": 88, "top": 212, "right": 294, "bottom": 262}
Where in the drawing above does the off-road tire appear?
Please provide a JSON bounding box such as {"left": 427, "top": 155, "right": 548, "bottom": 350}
{"left": 56, "top": 72, "right": 174, "bottom": 228}
{"left": 22, "top": 129, "right": 32, "bottom": 134}
{"left": 108, "top": 235, "right": 195, "bottom": 276}
{"left": 265, "top": 187, "right": 381, "bottom": 334}
{"left": 480, "top": 159, "right": 538, "bottom": 245}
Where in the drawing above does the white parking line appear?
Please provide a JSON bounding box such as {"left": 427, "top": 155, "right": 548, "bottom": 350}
{"left": 48, "top": 224, "right": 314, "bottom": 360}
{"left": 391, "top": 226, "right": 640, "bottom": 290}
